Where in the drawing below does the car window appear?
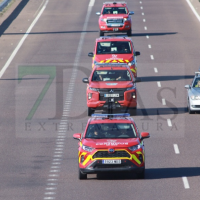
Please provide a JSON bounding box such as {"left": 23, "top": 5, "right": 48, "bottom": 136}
{"left": 102, "top": 7, "right": 127, "bottom": 14}
{"left": 192, "top": 78, "right": 200, "bottom": 87}
{"left": 85, "top": 123, "right": 137, "bottom": 139}
{"left": 96, "top": 41, "right": 132, "bottom": 54}
{"left": 92, "top": 70, "right": 131, "bottom": 81}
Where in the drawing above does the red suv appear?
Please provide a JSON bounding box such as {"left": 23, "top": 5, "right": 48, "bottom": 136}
{"left": 96, "top": 2, "right": 134, "bottom": 36}
{"left": 88, "top": 36, "right": 140, "bottom": 77}
{"left": 82, "top": 63, "right": 141, "bottom": 116}
{"left": 73, "top": 113, "right": 150, "bottom": 179}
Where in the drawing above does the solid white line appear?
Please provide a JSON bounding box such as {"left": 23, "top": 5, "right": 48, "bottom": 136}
{"left": 182, "top": 177, "right": 190, "bottom": 189}
{"left": 89, "top": 0, "right": 95, "bottom": 7}
{"left": 185, "top": 0, "right": 200, "bottom": 22}
{"left": 154, "top": 68, "right": 158, "bottom": 73}
{"left": 148, "top": 44, "right": 151, "bottom": 48}
{"left": 151, "top": 55, "right": 154, "bottom": 60}
{"left": 157, "top": 82, "right": 161, "bottom": 87}
{"left": 173, "top": 144, "right": 180, "bottom": 154}
{"left": 167, "top": 119, "right": 172, "bottom": 127}
{"left": 162, "top": 98, "right": 166, "bottom": 105}
{"left": 0, "top": 0, "right": 49, "bottom": 79}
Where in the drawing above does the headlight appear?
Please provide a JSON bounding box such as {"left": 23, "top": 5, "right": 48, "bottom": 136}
{"left": 89, "top": 87, "right": 99, "bottom": 91}
{"left": 128, "top": 60, "right": 135, "bottom": 66}
{"left": 101, "top": 18, "right": 107, "bottom": 22}
{"left": 129, "top": 144, "right": 141, "bottom": 151}
{"left": 190, "top": 95, "right": 200, "bottom": 100}
{"left": 124, "top": 18, "right": 128, "bottom": 21}
{"left": 82, "top": 145, "right": 94, "bottom": 152}
{"left": 127, "top": 86, "right": 135, "bottom": 91}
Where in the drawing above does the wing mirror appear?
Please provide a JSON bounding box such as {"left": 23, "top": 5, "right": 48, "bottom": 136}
{"left": 185, "top": 85, "right": 191, "bottom": 89}
{"left": 96, "top": 12, "right": 101, "bottom": 16}
{"left": 88, "top": 52, "right": 94, "bottom": 57}
{"left": 129, "top": 11, "right": 134, "bottom": 15}
{"left": 82, "top": 78, "right": 89, "bottom": 83}
{"left": 73, "top": 133, "right": 82, "bottom": 141}
{"left": 135, "top": 51, "right": 140, "bottom": 56}
{"left": 141, "top": 132, "right": 150, "bottom": 140}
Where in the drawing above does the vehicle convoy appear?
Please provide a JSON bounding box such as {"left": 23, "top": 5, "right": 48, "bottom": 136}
{"left": 185, "top": 71, "right": 200, "bottom": 114}
{"left": 82, "top": 63, "right": 141, "bottom": 116}
{"left": 88, "top": 36, "right": 140, "bottom": 77}
{"left": 96, "top": 1, "right": 134, "bottom": 36}
{"left": 73, "top": 114, "right": 150, "bottom": 179}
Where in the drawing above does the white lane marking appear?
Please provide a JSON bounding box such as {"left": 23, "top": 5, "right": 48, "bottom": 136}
{"left": 45, "top": 187, "right": 57, "bottom": 190}
{"left": 157, "top": 82, "right": 161, "bottom": 87}
{"left": 44, "top": 197, "right": 55, "bottom": 200}
{"left": 45, "top": 192, "right": 56, "bottom": 195}
{"left": 154, "top": 68, "right": 158, "bottom": 73}
{"left": 167, "top": 119, "right": 172, "bottom": 127}
{"left": 142, "top": 12, "right": 144, "bottom": 15}
{"left": 146, "top": 35, "right": 149, "bottom": 39}
{"left": 49, "top": 174, "right": 59, "bottom": 177}
{"left": 162, "top": 98, "right": 166, "bottom": 105}
{"left": 0, "top": 0, "right": 49, "bottom": 79}
{"left": 50, "top": 170, "right": 60, "bottom": 173}
{"left": 144, "top": 26, "right": 147, "bottom": 30}
{"left": 143, "top": 19, "right": 146, "bottom": 22}
{"left": 140, "top": 1, "right": 142, "bottom": 3}
{"left": 173, "top": 144, "right": 180, "bottom": 154}
{"left": 182, "top": 177, "right": 190, "bottom": 189}
{"left": 185, "top": 0, "right": 200, "bottom": 22}
{"left": 140, "top": 6, "right": 143, "bottom": 9}
{"left": 151, "top": 55, "right": 154, "bottom": 60}
{"left": 47, "top": 179, "right": 57, "bottom": 182}
{"left": 148, "top": 44, "right": 151, "bottom": 48}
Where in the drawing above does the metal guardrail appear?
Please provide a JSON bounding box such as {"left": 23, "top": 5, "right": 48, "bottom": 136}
{"left": 0, "top": 0, "right": 12, "bottom": 12}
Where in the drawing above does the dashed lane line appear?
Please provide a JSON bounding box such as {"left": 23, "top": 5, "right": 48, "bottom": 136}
{"left": 182, "top": 177, "right": 190, "bottom": 189}
{"left": 146, "top": 35, "right": 149, "bottom": 39}
{"left": 150, "top": 55, "right": 154, "bottom": 60}
{"left": 162, "top": 98, "right": 166, "bottom": 105}
{"left": 173, "top": 144, "right": 180, "bottom": 154}
{"left": 157, "top": 82, "right": 161, "bottom": 87}
{"left": 148, "top": 44, "right": 151, "bottom": 48}
{"left": 144, "top": 26, "right": 147, "bottom": 30}
{"left": 167, "top": 119, "right": 172, "bottom": 127}
{"left": 154, "top": 68, "right": 158, "bottom": 73}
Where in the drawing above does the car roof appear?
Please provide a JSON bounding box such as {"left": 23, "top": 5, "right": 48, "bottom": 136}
{"left": 103, "top": 1, "right": 127, "bottom": 7}
{"left": 96, "top": 36, "right": 133, "bottom": 42}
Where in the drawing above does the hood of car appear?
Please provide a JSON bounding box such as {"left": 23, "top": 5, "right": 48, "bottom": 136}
{"left": 95, "top": 54, "right": 133, "bottom": 63}
{"left": 82, "top": 138, "right": 140, "bottom": 148}
{"left": 191, "top": 87, "right": 200, "bottom": 95}
{"left": 89, "top": 81, "right": 134, "bottom": 89}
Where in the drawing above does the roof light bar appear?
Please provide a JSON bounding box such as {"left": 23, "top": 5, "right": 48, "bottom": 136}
{"left": 91, "top": 113, "right": 130, "bottom": 118}
{"left": 195, "top": 72, "right": 200, "bottom": 76}
{"left": 103, "top": 1, "right": 127, "bottom": 5}
{"left": 95, "top": 63, "right": 128, "bottom": 66}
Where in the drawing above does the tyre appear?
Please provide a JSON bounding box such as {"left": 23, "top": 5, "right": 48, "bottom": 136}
{"left": 127, "top": 28, "right": 132, "bottom": 36}
{"left": 100, "top": 30, "right": 104, "bottom": 36}
{"left": 79, "top": 169, "right": 87, "bottom": 180}
{"left": 88, "top": 107, "right": 94, "bottom": 116}
{"left": 188, "top": 100, "right": 194, "bottom": 114}
{"left": 137, "top": 169, "right": 145, "bottom": 179}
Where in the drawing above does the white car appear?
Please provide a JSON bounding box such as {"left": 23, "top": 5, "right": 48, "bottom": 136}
{"left": 185, "top": 72, "right": 200, "bottom": 114}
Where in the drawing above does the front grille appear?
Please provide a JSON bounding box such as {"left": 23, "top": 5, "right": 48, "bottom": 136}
{"left": 93, "top": 151, "right": 130, "bottom": 159}
{"left": 193, "top": 105, "right": 200, "bottom": 108}
{"left": 107, "top": 19, "right": 124, "bottom": 24}
{"left": 99, "top": 88, "right": 126, "bottom": 101}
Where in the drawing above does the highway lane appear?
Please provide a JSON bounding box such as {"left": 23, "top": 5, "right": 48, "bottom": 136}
{"left": 0, "top": 0, "right": 200, "bottom": 199}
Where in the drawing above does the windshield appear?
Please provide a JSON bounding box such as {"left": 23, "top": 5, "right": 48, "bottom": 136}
{"left": 85, "top": 123, "right": 137, "bottom": 139}
{"left": 92, "top": 70, "right": 131, "bottom": 81}
{"left": 102, "top": 7, "right": 127, "bottom": 14}
{"left": 193, "top": 78, "right": 200, "bottom": 88}
{"left": 96, "top": 41, "right": 132, "bottom": 54}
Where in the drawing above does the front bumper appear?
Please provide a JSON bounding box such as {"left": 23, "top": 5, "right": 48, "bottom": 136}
{"left": 189, "top": 98, "right": 200, "bottom": 111}
{"left": 99, "top": 21, "right": 131, "bottom": 32}
{"left": 80, "top": 159, "right": 144, "bottom": 174}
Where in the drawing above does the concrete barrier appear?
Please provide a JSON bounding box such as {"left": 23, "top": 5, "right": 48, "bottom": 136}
{"left": 0, "top": 0, "right": 12, "bottom": 12}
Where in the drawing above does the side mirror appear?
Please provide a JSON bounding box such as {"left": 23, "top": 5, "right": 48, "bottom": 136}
{"left": 82, "top": 78, "right": 89, "bottom": 83}
{"left": 135, "top": 51, "right": 140, "bottom": 56}
{"left": 129, "top": 11, "right": 134, "bottom": 15}
{"left": 73, "top": 133, "right": 82, "bottom": 141}
{"left": 141, "top": 132, "right": 150, "bottom": 140}
{"left": 96, "top": 12, "right": 101, "bottom": 16}
{"left": 134, "top": 77, "right": 141, "bottom": 83}
{"left": 88, "top": 52, "right": 94, "bottom": 57}
{"left": 185, "top": 85, "right": 191, "bottom": 89}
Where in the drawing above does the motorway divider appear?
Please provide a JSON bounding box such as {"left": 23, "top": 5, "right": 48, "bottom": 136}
{"left": 0, "top": 0, "right": 12, "bottom": 12}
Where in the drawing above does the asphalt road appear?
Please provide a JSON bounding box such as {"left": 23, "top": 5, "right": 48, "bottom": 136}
{"left": 0, "top": 0, "right": 200, "bottom": 199}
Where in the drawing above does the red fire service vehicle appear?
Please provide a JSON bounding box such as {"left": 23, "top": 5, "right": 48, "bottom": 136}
{"left": 96, "top": 1, "right": 134, "bottom": 36}
{"left": 88, "top": 36, "right": 140, "bottom": 77}
{"left": 82, "top": 63, "right": 141, "bottom": 116}
{"left": 73, "top": 113, "right": 150, "bottom": 179}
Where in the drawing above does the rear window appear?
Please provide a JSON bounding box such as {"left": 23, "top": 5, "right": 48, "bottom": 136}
{"left": 85, "top": 123, "right": 137, "bottom": 139}
{"left": 92, "top": 70, "right": 131, "bottom": 81}
{"left": 96, "top": 41, "right": 132, "bottom": 54}
{"left": 103, "top": 7, "right": 127, "bottom": 14}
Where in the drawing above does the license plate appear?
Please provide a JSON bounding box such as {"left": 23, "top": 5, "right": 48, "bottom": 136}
{"left": 113, "top": 28, "right": 119, "bottom": 31}
{"left": 104, "top": 94, "right": 119, "bottom": 97}
{"left": 102, "top": 160, "right": 121, "bottom": 164}
{"left": 111, "top": 24, "right": 120, "bottom": 27}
